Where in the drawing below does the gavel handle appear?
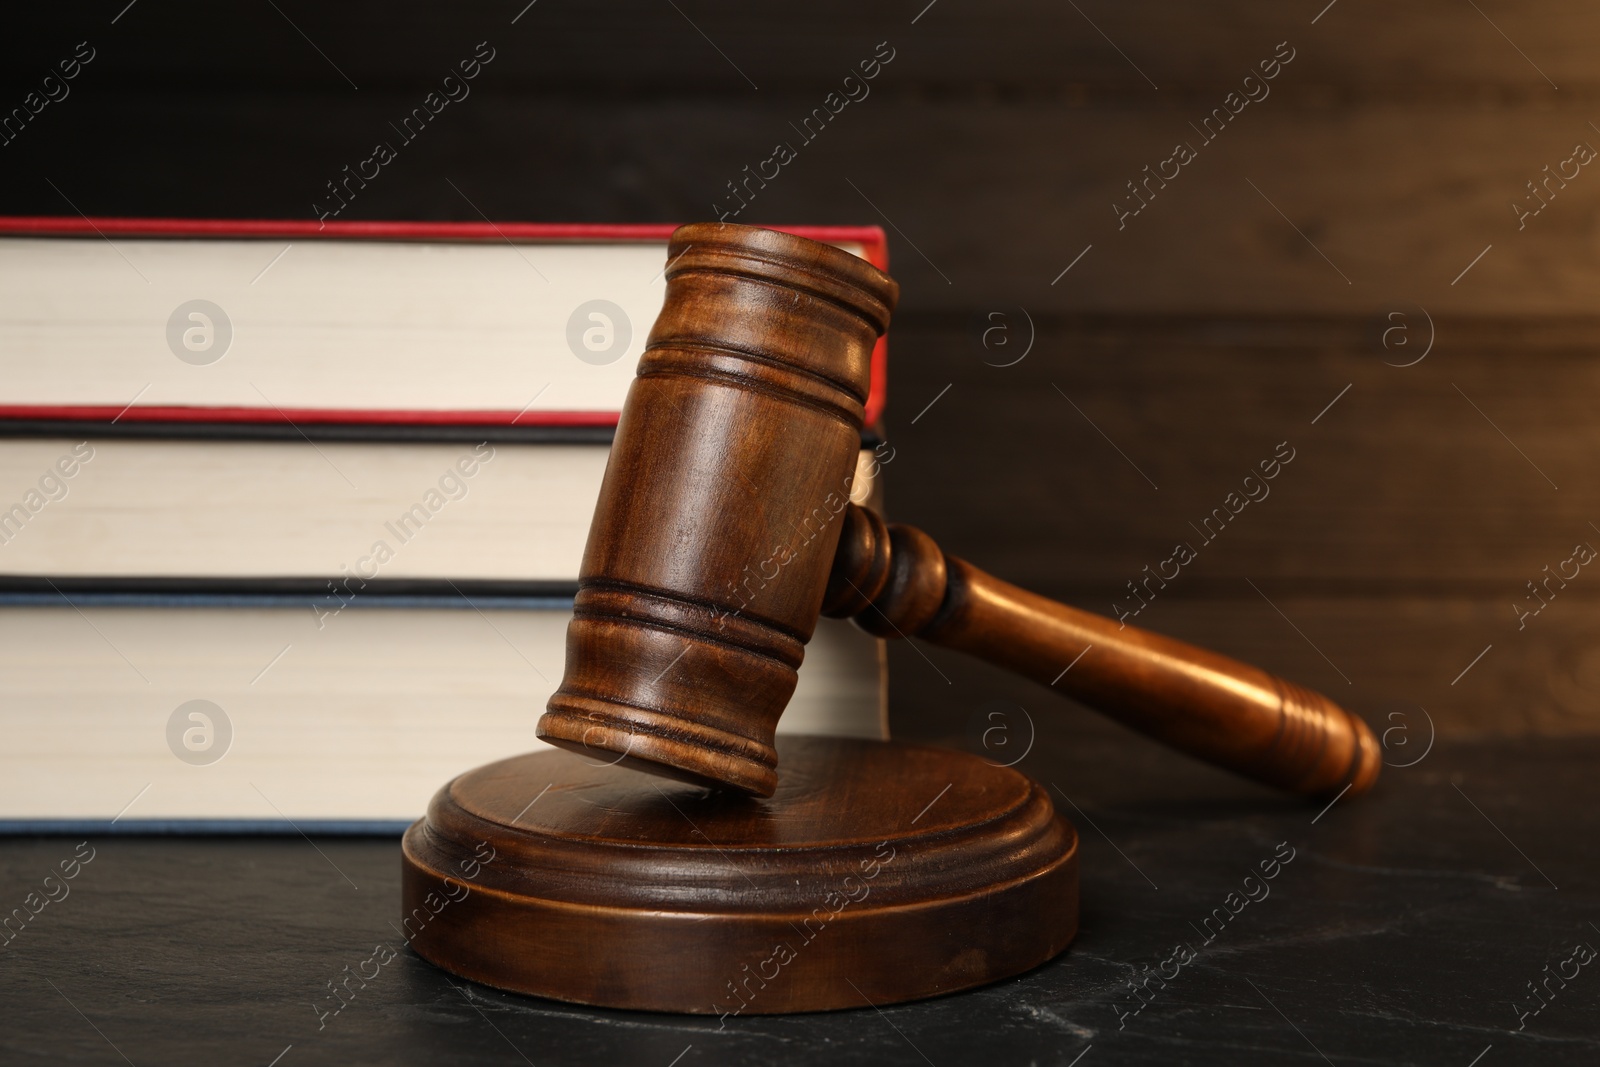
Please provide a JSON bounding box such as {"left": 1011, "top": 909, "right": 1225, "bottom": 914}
{"left": 823, "top": 505, "right": 1379, "bottom": 800}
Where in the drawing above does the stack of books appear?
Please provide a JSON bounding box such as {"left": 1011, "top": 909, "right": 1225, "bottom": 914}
{"left": 0, "top": 218, "right": 892, "bottom": 831}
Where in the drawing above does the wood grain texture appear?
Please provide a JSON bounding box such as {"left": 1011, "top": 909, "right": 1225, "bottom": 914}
{"left": 540, "top": 224, "right": 1379, "bottom": 798}
{"left": 536, "top": 224, "right": 895, "bottom": 795}
{"left": 2, "top": 1, "right": 1596, "bottom": 1056}
{"left": 826, "top": 505, "right": 1380, "bottom": 797}
{"left": 878, "top": 317, "right": 1600, "bottom": 591}
{"left": 889, "top": 593, "right": 1600, "bottom": 744}
{"left": 400, "top": 736, "right": 1078, "bottom": 1013}
{"left": 6, "top": 2, "right": 1599, "bottom": 94}
{"left": 3, "top": 99, "right": 1598, "bottom": 315}
{"left": 0, "top": 0, "right": 1588, "bottom": 758}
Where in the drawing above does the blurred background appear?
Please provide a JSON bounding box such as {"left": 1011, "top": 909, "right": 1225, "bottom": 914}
{"left": 4, "top": 0, "right": 1595, "bottom": 786}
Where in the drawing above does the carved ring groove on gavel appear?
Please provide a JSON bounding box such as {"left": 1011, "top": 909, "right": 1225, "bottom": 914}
{"left": 535, "top": 223, "right": 1380, "bottom": 801}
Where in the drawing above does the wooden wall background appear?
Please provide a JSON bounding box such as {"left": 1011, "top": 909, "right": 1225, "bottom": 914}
{"left": 5, "top": 0, "right": 1597, "bottom": 757}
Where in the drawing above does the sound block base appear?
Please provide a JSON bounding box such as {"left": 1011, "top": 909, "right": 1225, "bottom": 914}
{"left": 401, "top": 737, "right": 1078, "bottom": 1014}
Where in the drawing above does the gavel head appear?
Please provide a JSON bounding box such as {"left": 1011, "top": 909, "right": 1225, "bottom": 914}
{"left": 535, "top": 224, "right": 899, "bottom": 796}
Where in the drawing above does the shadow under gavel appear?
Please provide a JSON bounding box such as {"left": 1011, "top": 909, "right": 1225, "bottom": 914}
{"left": 536, "top": 222, "right": 1379, "bottom": 802}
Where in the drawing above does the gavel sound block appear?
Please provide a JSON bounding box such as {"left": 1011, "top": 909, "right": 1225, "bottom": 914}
{"left": 402, "top": 224, "right": 1379, "bottom": 1013}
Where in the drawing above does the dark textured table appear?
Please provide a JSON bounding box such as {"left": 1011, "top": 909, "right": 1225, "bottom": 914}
{"left": 3, "top": 728, "right": 1596, "bottom": 1067}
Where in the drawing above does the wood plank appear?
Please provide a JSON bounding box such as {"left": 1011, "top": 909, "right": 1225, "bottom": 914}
{"left": 879, "top": 317, "right": 1600, "bottom": 590}
{"left": 6, "top": 1, "right": 1599, "bottom": 95}
{"left": 3, "top": 95, "right": 1597, "bottom": 315}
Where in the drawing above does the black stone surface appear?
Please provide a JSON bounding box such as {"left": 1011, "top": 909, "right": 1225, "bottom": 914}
{"left": 3, "top": 732, "right": 1596, "bottom": 1067}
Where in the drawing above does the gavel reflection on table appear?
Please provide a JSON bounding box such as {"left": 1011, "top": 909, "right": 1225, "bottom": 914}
{"left": 402, "top": 224, "right": 1379, "bottom": 1014}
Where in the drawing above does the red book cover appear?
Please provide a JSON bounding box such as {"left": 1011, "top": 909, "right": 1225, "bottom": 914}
{"left": 0, "top": 217, "right": 889, "bottom": 432}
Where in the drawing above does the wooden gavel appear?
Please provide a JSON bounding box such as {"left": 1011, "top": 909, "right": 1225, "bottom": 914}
{"left": 536, "top": 223, "right": 1379, "bottom": 801}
